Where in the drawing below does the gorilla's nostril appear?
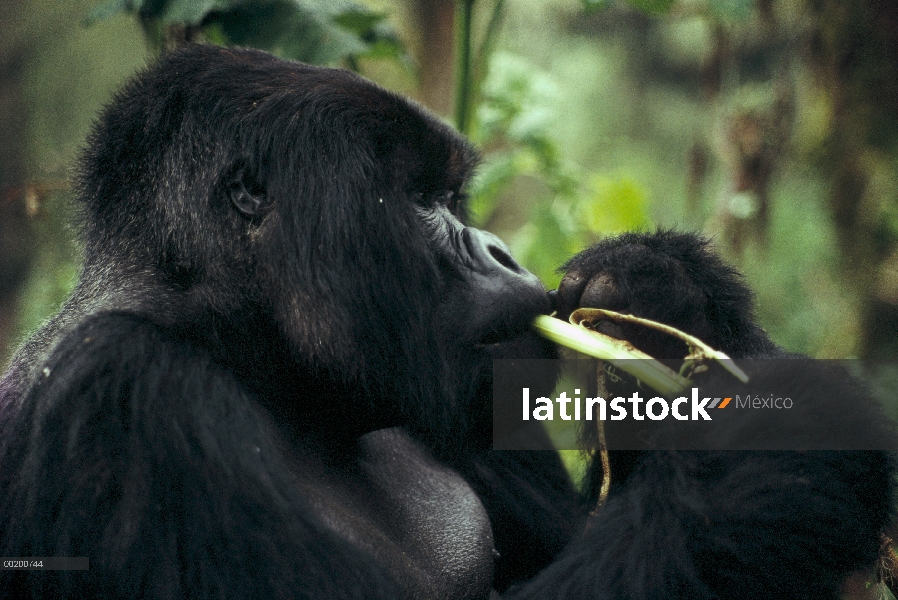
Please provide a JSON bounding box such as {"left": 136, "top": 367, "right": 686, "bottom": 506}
{"left": 488, "top": 245, "right": 522, "bottom": 274}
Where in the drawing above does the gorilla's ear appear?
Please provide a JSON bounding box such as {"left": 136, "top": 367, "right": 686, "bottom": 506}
{"left": 228, "top": 168, "right": 270, "bottom": 218}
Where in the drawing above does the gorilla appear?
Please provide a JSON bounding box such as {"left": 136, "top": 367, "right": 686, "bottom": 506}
{"left": 0, "top": 45, "right": 894, "bottom": 600}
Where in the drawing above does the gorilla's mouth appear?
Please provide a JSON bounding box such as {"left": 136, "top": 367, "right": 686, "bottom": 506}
{"left": 470, "top": 288, "right": 553, "bottom": 348}
{"left": 474, "top": 314, "right": 546, "bottom": 347}
{"left": 476, "top": 327, "right": 556, "bottom": 361}
{"left": 475, "top": 325, "right": 533, "bottom": 347}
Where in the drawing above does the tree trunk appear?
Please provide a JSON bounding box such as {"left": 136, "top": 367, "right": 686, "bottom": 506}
{"left": 809, "top": 0, "right": 898, "bottom": 358}
{"left": 410, "top": 0, "right": 456, "bottom": 117}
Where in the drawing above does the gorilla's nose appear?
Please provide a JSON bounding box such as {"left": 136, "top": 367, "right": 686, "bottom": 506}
{"left": 464, "top": 228, "right": 539, "bottom": 285}
{"left": 462, "top": 228, "right": 551, "bottom": 341}
{"left": 479, "top": 234, "right": 526, "bottom": 275}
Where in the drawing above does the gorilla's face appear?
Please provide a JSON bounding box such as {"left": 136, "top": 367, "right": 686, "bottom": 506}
{"left": 211, "top": 62, "right": 555, "bottom": 391}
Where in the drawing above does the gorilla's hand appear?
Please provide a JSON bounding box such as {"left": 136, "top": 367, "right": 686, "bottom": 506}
{"left": 555, "top": 230, "right": 781, "bottom": 359}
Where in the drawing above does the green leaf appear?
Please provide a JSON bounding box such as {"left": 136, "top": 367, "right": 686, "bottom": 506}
{"left": 332, "top": 6, "right": 409, "bottom": 67}
{"left": 332, "top": 7, "right": 388, "bottom": 34}
{"left": 88, "top": 0, "right": 406, "bottom": 68}
{"left": 85, "top": 0, "right": 142, "bottom": 26}
{"left": 211, "top": 1, "right": 367, "bottom": 65}
{"left": 156, "top": 0, "right": 243, "bottom": 25}
{"left": 579, "top": 175, "right": 650, "bottom": 234}
{"left": 625, "top": 0, "right": 676, "bottom": 15}
{"left": 468, "top": 152, "right": 527, "bottom": 225}
{"left": 516, "top": 203, "right": 583, "bottom": 288}
{"left": 200, "top": 1, "right": 407, "bottom": 67}
{"left": 477, "top": 53, "right": 561, "bottom": 145}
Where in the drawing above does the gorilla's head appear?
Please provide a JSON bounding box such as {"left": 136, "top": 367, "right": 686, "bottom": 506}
{"left": 75, "top": 45, "right": 553, "bottom": 449}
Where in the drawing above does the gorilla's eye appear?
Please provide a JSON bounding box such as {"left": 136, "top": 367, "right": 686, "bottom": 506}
{"left": 229, "top": 172, "right": 270, "bottom": 218}
{"left": 427, "top": 190, "right": 469, "bottom": 216}
{"left": 413, "top": 190, "right": 467, "bottom": 214}
{"left": 447, "top": 191, "right": 469, "bottom": 213}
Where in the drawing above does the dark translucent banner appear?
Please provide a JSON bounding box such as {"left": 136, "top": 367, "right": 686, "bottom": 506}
{"left": 1, "top": 557, "right": 89, "bottom": 570}
{"left": 492, "top": 359, "right": 898, "bottom": 451}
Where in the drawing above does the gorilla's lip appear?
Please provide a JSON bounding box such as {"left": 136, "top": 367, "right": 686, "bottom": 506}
{"left": 475, "top": 285, "right": 555, "bottom": 346}
{"left": 475, "top": 328, "right": 555, "bottom": 362}
{"left": 464, "top": 285, "right": 552, "bottom": 347}
{"left": 473, "top": 311, "right": 550, "bottom": 347}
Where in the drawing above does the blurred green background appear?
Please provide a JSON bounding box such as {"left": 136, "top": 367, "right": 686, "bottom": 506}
{"left": 2, "top": 0, "right": 898, "bottom": 370}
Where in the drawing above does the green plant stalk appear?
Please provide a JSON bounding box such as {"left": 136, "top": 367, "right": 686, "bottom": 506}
{"left": 475, "top": 0, "right": 506, "bottom": 88}
{"left": 455, "top": 0, "right": 476, "bottom": 134}
{"left": 533, "top": 315, "right": 689, "bottom": 397}
{"left": 570, "top": 308, "right": 749, "bottom": 383}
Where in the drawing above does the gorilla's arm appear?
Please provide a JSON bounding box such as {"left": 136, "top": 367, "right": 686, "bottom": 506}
{"left": 0, "top": 313, "right": 398, "bottom": 599}
{"left": 511, "top": 437, "right": 894, "bottom": 600}
{"left": 507, "top": 231, "right": 897, "bottom": 600}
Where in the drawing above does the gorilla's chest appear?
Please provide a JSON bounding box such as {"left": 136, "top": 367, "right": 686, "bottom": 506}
{"left": 300, "top": 428, "right": 495, "bottom": 600}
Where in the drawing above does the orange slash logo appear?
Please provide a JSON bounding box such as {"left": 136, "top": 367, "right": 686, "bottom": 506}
{"left": 708, "top": 397, "right": 732, "bottom": 409}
